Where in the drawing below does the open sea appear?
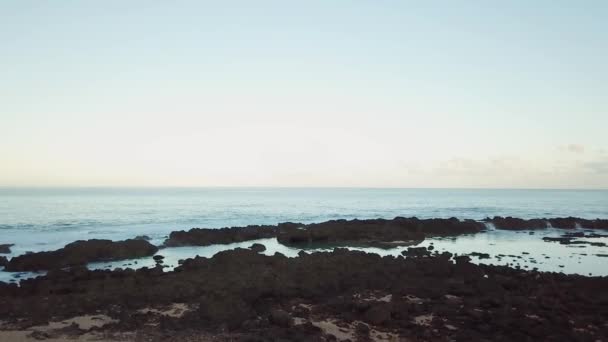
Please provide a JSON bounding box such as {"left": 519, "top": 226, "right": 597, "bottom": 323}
{"left": 1, "top": 187, "right": 607, "bottom": 280}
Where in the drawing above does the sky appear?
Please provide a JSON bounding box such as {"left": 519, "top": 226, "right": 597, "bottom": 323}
{"left": 1, "top": 1, "right": 607, "bottom": 188}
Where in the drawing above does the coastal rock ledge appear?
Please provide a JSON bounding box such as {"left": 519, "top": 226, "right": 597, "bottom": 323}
{"left": 164, "top": 217, "right": 485, "bottom": 247}
{"left": 4, "top": 239, "right": 159, "bottom": 272}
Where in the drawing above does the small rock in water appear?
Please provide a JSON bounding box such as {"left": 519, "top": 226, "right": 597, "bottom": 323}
{"left": 153, "top": 255, "right": 165, "bottom": 263}
{"left": 0, "top": 244, "right": 14, "bottom": 254}
{"left": 249, "top": 243, "right": 266, "bottom": 253}
{"left": 134, "top": 235, "right": 151, "bottom": 241}
{"left": 469, "top": 252, "right": 490, "bottom": 259}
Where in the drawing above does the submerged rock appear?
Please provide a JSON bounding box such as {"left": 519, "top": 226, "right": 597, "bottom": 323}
{"left": 4, "top": 239, "right": 158, "bottom": 272}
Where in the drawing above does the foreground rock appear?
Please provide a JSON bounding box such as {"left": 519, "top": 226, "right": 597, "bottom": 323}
{"left": 487, "top": 216, "right": 608, "bottom": 230}
{"left": 4, "top": 239, "right": 159, "bottom": 272}
{"left": 1, "top": 248, "right": 606, "bottom": 341}
{"left": 165, "top": 217, "right": 484, "bottom": 248}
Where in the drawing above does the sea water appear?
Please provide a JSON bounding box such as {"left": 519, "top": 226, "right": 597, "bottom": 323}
{"left": 1, "top": 188, "right": 607, "bottom": 281}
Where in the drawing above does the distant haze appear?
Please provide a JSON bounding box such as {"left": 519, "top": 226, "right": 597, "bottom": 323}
{"left": 1, "top": 1, "right": 607, "bottom": 188}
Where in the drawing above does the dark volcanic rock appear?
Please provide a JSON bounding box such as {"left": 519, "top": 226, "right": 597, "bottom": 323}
{"left": 0, "top": 256, "right": 7, "bottom": 267}
{"left": 153, "top": 255, "right": 165, "bottom": 264}
{"left": 487, "top": 216, "right": 548, "bottom": 230}
{"left": 277, "top": 217, "right": 484, "bottom": 246}
{"left": 402, "top": 247, "right": 431, "bottom": 257}
{"left": 164, "top": 225, "right": 278, "bottom": 247}
{"left": 0, "top": 244, "right": 13, "bottom": 254}
{"left": 542, "top": 237, "right": 607, "bottom": 247}
{"left": 249, "top": 243, "right": 266, "bottom": 252}
{"left": 0, "top": 247, "right": 606, "bottom": 341}
{"left": 4, "top": 239, "right": 158, "bottom": 272}
{"left": 164, "top": 217, "right": 484, "bottom": 248}
{"left": 269, "top": 309, "right": 293, "bottom": 327}
{"left": 488, "top": 216, "right": 608, "bottom": 230}
{"left": 469, "top": 252, "right": 491, "bottom": 259}
{"left": 134, "top": 235, "right": 151, "bottom": 241}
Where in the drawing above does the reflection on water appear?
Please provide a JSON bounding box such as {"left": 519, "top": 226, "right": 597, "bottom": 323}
{"left": 1, "top": 228, "right": 606, "bottom": 283}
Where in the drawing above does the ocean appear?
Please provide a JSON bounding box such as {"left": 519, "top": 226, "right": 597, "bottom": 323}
{"left": 1, "top": 188, "right": 607, "bottom": 280}
{"left": 1, "top": 187, "right": 607, "bottom": 254}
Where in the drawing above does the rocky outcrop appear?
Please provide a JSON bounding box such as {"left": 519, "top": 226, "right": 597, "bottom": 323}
{"left": 164, "top": 225, "right": 278, "bottom": 247}
{"left": 0, "top": 256, "right": 7, "bottom": 268}
{"left": 277, "top": 217, "right": 484, "bottom": 246}
{"left": 487, "top": 216, "right": 608, "bottom": 230}
{"left": 485, "top": 217, "right": 548, "bottom": 230}
{"left": 4, "top": 239, "right": 158, "bottom": 272}
{"left": 0, "top": 244, "right": 13, "bottom": 254}
{"left": 163, "top": 218, "right": 484, "bottom": 248}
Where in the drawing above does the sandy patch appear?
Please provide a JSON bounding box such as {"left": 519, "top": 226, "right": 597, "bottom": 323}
{"left": 404, "top": 294, "right": 425, "bottom": 304}
{"left": 413, "top": 314, "right": 434, "bottom": 326}
{"left": 295, "top": 318, "right": 399, "bottom": 341}
{"left": 41, "top": 315, "right": 117, "bottom": 331}
{"left": 311, "top": 319, "right": 355, "bottom": 341}
{"left": 0, "top": 330, "right": 126, "bottom": 342}
{"left": 0, "top": 315, "right": 122, "bottom": 342}
{"left": 354, "top": 292, "right": 393, "bottom": 303}
{"left": 137, "top": 303, "right": 192, "bottom": 318}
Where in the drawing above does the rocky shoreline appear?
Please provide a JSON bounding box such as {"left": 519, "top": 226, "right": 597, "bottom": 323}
{"left": 0, "top": 247, "right": 607, "bottom": 341}
{"left": 0, "top": 216, "right": 607, "bottom": 341}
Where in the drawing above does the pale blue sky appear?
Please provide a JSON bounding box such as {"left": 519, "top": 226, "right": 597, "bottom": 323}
{"left": 1, "top": 1, "right": 607, "bottom": 188}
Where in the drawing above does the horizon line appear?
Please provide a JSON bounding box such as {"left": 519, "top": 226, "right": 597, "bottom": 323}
{"left": 0, "top": 185, "right": 607, "bottom": 191}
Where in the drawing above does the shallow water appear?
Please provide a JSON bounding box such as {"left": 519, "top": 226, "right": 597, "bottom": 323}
{"left": 2, "top": 228, "right": 606, "bottom": 283}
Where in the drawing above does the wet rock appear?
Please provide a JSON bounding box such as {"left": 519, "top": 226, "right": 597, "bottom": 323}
{"left": 486, "top": 217, "right": 547, "bottom": 230}
{"left": 469, "top": 252, "right": 491, "bottom": 259}
{"left": 153, "top": 255, "right": 165, "bottom": 264}
{"left": 402, "top": 247, "right": 431, "bottom": 257}
{"left": 0, "top": 244, "right": 13, "bottom": 254}
{"left": 0, "top": 256, "right": 8, "bottom": 267}
{"left": 250, "top": 243, "right": 266, "bottom": 253}
{"left": 134, "top": 235, "right": 151, "bottom": 241}
{"left": 5, "top": 239, "right": 158, "bottom": 271}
